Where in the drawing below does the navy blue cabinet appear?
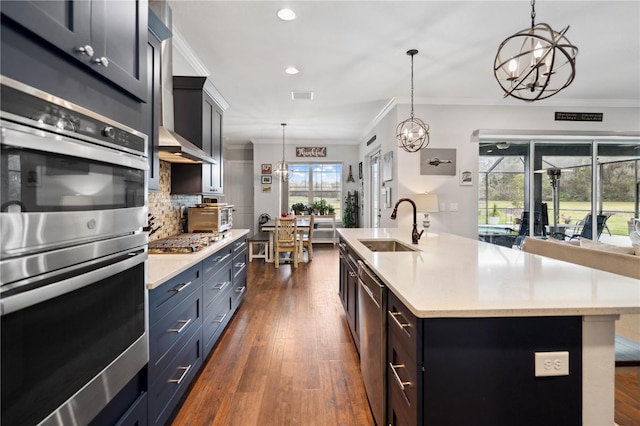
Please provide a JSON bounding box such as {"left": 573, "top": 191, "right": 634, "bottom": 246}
{"left": 148, "top": 237, "right": 247, "bottom": 425}
{"left": 148, "top": 263, "right": 203, "bottom": 426}
{"left": 1, "top": 0, "right": 147, "bottom": 100}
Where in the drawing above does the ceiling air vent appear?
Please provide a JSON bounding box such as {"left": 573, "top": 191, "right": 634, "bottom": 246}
{"left": 291, "top": 91, "right": 314, "bottom": 100}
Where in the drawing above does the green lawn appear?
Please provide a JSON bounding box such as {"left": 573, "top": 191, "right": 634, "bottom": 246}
{"left": 479, "top": 201, "right": 636, "bottom": 235}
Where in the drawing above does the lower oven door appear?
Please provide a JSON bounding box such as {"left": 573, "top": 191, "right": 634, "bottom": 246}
{"left": 0, "top": 244, "right": 148, "bottom": 426}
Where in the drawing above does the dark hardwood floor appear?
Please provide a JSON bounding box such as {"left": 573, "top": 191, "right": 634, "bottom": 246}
{"left": 170, "top": 245, "right": 640, "bottom": 426}
{"left": 171, "top": 245, "right": 374, "bottom": 426}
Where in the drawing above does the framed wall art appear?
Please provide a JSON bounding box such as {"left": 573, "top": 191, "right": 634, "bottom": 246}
{"left": 420, "top": 148, "right": 456, "bottom": 176}
{"left": 459, "top": 169, "right": 474, "bottom": 186}
{"left": 261, "top": 175, "right": 272, "bottom": 184}
{"left": 261, "top": 163, "right": 272, "bottom": 174}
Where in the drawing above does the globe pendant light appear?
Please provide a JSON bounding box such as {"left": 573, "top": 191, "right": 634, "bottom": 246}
{"left": 493, "top": 0, "right": 578, "bottom": 102}
{"left": 274, "top": 123, "right": 289, "bottom": 182}
{"left": 396, "top": 49, "right": 430, "bottom": 153}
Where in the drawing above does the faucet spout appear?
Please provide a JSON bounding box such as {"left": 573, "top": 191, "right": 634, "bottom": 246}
{"left": 390, "top": 198, "right": 424, "bottom": 244}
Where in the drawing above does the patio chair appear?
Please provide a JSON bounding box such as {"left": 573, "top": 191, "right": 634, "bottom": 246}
{"left": 551, "top": 214, "right": 608, "bottom": 241}
{"left": 274, "top": 216, "right": 298, "bottom": 268}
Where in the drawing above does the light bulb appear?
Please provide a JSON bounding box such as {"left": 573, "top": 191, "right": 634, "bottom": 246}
{"left": 419, "top": 128, "right": 424, "bottom": 137}
{"left": 534, "top": 41, "right": 543, "bottom": 58}
{"left": 544, "top": 50, "right": 554, "bottom": 73}
{"left": 508, "top": 59, "right": 518, "bottom": 74}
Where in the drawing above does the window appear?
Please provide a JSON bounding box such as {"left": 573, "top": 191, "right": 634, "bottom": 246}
{"left": 288, "top": 163, "right": 342, "bottom": 218}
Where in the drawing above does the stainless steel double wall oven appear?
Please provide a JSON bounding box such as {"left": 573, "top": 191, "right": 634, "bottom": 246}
{"left": 0, "top": 77, "right": 149, "bottom": 426}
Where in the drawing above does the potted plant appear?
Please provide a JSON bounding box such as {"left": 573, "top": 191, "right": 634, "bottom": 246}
{"left": 488, "top": 203, "right": 500, "bottom": 225}
{"left": 310, "top": 201, "right": 322, "bottom": 214}
{"left": 291, "top": 202, "right": 306, "bottom": 215}
{"left": 342, "top": 195, "right": 356, "bottom": 228}
{"left": 327, "top": 205, "right": 335, "bottom": 215}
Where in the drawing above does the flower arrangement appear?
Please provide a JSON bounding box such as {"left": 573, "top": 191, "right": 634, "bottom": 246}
{"left": 561, "top": 213, "right": 572, "bottom": 224}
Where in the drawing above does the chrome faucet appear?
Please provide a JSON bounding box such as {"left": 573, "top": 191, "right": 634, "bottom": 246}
{"left": 390, "top": 198, "right": 424, "bottom": 244}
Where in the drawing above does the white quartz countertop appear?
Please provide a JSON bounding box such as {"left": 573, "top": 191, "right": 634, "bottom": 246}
{"left": 338, "top": 228, "right": 640, "bottom": 318}
{"left": 147, "top": 229, "right": 250, "bottom": 290}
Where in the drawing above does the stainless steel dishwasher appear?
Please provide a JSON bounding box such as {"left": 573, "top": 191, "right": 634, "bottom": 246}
{"left": 357, "top": 260, "right": 386, "bottom": 426}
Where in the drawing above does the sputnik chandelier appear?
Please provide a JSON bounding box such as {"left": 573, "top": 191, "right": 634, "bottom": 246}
{"left": 493, "top": 0, "right": 578, "bottom": 101}
{"left": 396, "top": 49, "right": 430, "bottom": 153}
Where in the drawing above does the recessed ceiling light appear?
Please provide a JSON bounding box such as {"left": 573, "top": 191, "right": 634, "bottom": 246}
{"left": 277, "top": 8, "right": 296, "bottom": 21}
{"left": 285, "top": 67, "right": 299, "bottom": 75}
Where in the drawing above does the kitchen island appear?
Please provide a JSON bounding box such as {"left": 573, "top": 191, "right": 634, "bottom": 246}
{"left": 338, "top": 228, "right": 640, "bottom": 426}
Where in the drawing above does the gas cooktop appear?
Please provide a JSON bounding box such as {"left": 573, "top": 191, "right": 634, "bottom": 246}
{"left": 148, "top": 233, "right": 226, "bottom": 254}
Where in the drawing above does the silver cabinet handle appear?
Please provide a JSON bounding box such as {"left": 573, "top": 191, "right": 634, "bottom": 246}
{"left": 213, "top": 253, "right": 231, "bottom": 263}
{"left": 77, "top": 45, "right": 94, "bottom": 57}
{"left": 94, "top": 56, "right": 109, "bottom": 67}
{"left": 389, "top": 363, "right": 411, "bottom": 391}
{"left": 235, "top": 241, "right": 247, "bottom": 250}
{"left": 168, "top": 365, "right": 192, "bottom": 384}
{"left": 168, "top": 318, "right": 192, "bottom": 333}
{"left": 212, "top": 281, "right": 229, "bottom": 290}
{"left": 172, "top": 281, "right": 192, "bottom": 292}
{"left": 388, "top": 311, "right": 411, "bottom": 336}
{"left": 213, "top": 312, "right": 228, "bottom": 324}
{"left": 235, "top": 286, "right": 246, "bottom": 294}
{"left": 348, "top": 271, "right": 357, "bottom": 277}
{"left": 235, "top": 262, "right": 246, "bottom": 269}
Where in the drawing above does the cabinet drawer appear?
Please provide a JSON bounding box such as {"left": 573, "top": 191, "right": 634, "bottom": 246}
{"left": 387, "top": 292, "right": 418, "bottom": 351}
{"left": 202, "top": 263, "right": 232, "bottom": 310}
{"left": 232, "top": 238, "right": 247, "bottom": 255}
{"left": 231, "top": 270, "right": 247, "bottom": 310}
{"left": 149, "top": 264, "right": 201, "bottom": 325}
{"left": 203, "top": 289, "right": 234, "bottom": 356}
{"left": 148, "top": 327, "right": 202, "bottom": 426}
{"left": 149, "top": 288, "right": 201, "bottom": 380}
{"left": 232, "top": 251, "right": 247, "bottom": 281}
{"left": 387, "top": 370, "right": 417, "bottom": 426}
{"left": 202, "top": 247, "right": 232, "bottom": 278}
{"left": 114, "top": 391, "right": 147, "bottom": 426}
{"left": 387, "top": 344, "right": 419, "bottom": 424}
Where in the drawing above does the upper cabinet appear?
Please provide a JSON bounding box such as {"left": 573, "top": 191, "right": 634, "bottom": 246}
{"left": 172, "top": 76, "right": 224, "bottom": 196}
{"left": 1, "top": 0, "right": 148, "bottom": 101}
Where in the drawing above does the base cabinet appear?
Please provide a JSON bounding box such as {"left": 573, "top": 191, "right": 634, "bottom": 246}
{"left": 338, "top": 239, "right": 359, "bottom": 351}
{"left": 386, "top": 291, "right": 584, "bottom": 426}
{"left": 148, "top": 236, "right": 248, "bottom": 425}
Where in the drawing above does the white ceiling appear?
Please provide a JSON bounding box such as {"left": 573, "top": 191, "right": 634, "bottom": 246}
{"left": 168, "top": 1, "right": 640, "bottom": 145}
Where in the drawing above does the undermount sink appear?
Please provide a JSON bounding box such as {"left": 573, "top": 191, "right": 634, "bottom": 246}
{"left": 358, "top": 239, "right": 419, "bottom": 252}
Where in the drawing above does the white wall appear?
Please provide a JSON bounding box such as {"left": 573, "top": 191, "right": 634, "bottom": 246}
{"left": 361, "top": 103, "right": 640, "bottom": 239}
{"left": 252, "top": 141, "right": 359, "bottom": 228}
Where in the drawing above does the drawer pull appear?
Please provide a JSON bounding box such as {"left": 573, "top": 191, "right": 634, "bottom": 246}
{"left": 235, "top": 286, "right": 246, "bottom": 295}
{"left": 235, "top": 262, "right": 246, "bottom": 269}
{"left": 213, "top": 253, "right": 231, "bottom": 263}
{"left": 235, "top": 241, "right": 247, "bottom": 250}
{"left": 212, "top": 281, "right": 230, "bottom": 290}
{"left": 168, "top": 365, "right": 192, "bottom": 385}
{"left": 389, "top": 363, "right": 411, "bottom": 391}
{"left": 213, "top": 312, "right": 228, "bottom": 324}
{"left": 348, "top": 271, "right": 357, "bottom": 277}
{"left": 172, "top": 281, "right": 192, "bottom": 293}
{"left": 168, "top": 318, "right": 192, "bottom": 333}
{"left": 388, "top": 311, "right": 411, "bottom": 336}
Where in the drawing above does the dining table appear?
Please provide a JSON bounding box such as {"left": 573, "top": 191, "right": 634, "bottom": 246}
{"left": 260, "top": 217, "right": 311, "bottom": 263}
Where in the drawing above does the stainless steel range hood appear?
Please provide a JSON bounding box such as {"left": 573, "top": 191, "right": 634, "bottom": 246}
{"left": 158, "top": 127, "right": 216, "bottom": 164}
{"left": 150, "top": 0, "right": 215, "bottom": 165}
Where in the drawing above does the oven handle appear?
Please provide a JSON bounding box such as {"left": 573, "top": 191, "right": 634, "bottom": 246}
{"left": 0, "top": 247, "right": 147, "bottom": 315}
{"left": 1, "top": 122, "right": 147, "bottom": 171}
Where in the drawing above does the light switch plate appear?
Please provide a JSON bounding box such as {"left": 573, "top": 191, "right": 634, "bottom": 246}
{"left": 535, "top": 351, "right": 569, "bottom": 377}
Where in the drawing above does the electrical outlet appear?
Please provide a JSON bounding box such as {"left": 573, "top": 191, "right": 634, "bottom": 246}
{"left": 534, "top": 351, "right": 569, "bottom": 377}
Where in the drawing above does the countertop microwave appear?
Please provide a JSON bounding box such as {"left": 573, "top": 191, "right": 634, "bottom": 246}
{"left": 187, "top": 205, "right": 233, "bottom": 233}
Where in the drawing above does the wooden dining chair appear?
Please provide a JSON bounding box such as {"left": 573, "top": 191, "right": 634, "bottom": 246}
{"left": 296, "top": 215, "right": 315, "bottom": 261}
{"left": 274, "top": 216, "right": 298, "bottom": 268}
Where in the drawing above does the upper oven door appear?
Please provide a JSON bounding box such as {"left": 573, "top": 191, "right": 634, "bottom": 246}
{"left": 0, "top": 121, "right": 148, "bottom": 258}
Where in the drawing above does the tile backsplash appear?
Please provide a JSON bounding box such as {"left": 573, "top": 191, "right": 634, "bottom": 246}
{"left": 148, "top": 161, "right": 200, "bottom": 241}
